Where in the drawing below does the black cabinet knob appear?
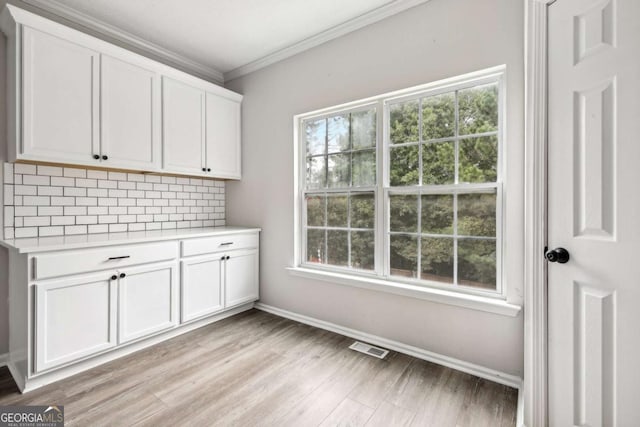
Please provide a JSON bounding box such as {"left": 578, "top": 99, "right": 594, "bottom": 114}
{"left": 120, "top": 273, "right": 126, "bottom": 278}
{"left": 545, "top": 247, "right": 570, "bottom": 264}
{"left": 202, "top": 168, "right": 207, "bottom": 172}
{"left": 207, "top": 168, "right": 211, "bottom": 172}
{"left": 111, "top": 275, "right": 117, "bottom": 281}
{"left": 102, "top": 155, "right": 108, "bottom": 160}
{"left": 226, "top": 256, "right": 230, "bottom": 260}
{"left": 220, "top": 256, "right": 225, "bottom": 261}
{"left": 93, "top": 154, "right": 100, "bottom": 160}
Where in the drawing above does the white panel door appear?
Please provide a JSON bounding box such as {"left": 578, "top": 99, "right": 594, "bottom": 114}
{"left": 181, "top": 255, "right": 224, "bottom": 323}
{"left": 162, "top": 77, "right": 205, "bottom": 175}
{"left": 225, "top": 249, "right": 259, "bottom": 307}
{"left": 35, "top": 272, "right": 117, "bottom": 372}
{"left": 118, "top": 261, "right": 178, "bottom": 344}
{"left": 22, "top": 27, "right": 99, "bottom": 165}
{"left": 548, "top": 0, "right": 640, "bottom": 425}
{"left": 101, "top": 55, "right": 160, "bottom": 171}
{"left": 205, "top": 93, "right": 241, "bottom": 179}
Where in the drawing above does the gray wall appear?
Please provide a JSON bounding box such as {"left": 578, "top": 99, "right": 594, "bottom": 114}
{"left": 225, "top": 0, "right": 524, "bottom": 376}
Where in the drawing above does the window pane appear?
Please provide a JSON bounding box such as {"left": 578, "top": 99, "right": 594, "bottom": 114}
{"left": 457, "top": 192, "right": 496, "bottom": 237}
{"left": 421, "top": 237, "right": 454, "bottom": 284}
{"left": 306, "top": 156, "right": 326, "bottom": 189}
{"left": 327, "top": 195, "right": 348, "bottom": 227}
{"left": 327, "top": 230, "right": 349, "bottom": 266}
{"left": 305, "top": 118, "right": 326, "bottom": 156}
{"left": 423, "top": 141, "right": 455, "bottom": 185}
{"left": 307, "top": 229, "right": 325, "bottom": 264}
{"left": 352, "top": 109, "right": 376, "bottom": 149}
{"left": 422, "top": 92, "right": 455, "bottom": 140}
{"left": 351, "top": 230, "right": 374, "bottom": 270}
{"left": 390, "top": 145, "right": 419, "bottom": 186}
{"left": 459, "top": 135, "right": 498, "bottom": 183}
{"left": 389, "top": 101, "right": 419, "bottom": 144}
{"left": 350, "top": 193, "right": 375, "bottom": 229}
{"left": 390, "top": 234, "right": 418, "bottom": 278}
{"left": 327, "top": 153, "right": 350, "bottom": 188}
{"left": 422, "top": 194, "right": 453, "bottom": 234}
{"left": 390, "top": 195, "right": 418, "bottom": 233}
{"left": 458, "top": 83, "right": 498, "bottom": 136}
{"left": 327, "top": 114, "right": 350, "bottom": 153}
{"left": 352, "top": 150, "right": 376, "bottom": 187}
{"left": 458, "top": 238, "right": 496, "bottom": 290}
{"left": 306, "top": 195, "right": 325, "bottom": 227}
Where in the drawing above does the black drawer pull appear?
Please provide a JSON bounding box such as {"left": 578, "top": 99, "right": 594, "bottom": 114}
{"left": 108, "top": 255, "right": 131, "bottom": 260}
{"left": 220, "top": 242, "right": 234, "bottom": 246}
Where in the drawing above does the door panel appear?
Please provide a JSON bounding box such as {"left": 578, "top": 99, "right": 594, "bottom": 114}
{"left": 225, "top": 249, "right": 259, "bottom": 307}
{"left": 548, "top": 0, "right": 640, "bottom": 425}
{"left": 118, "top": 262, "right": 178, "bottom": 344}
{"left": 205, "top": 93, "right": 241, "bottom": 179}
{"left": 162, "top": 77, "right": 205, "bottom": 175}
{"left": 101, "top": 55, "right": 159, "bottom": 170}
{"left": 35, "top": 272, "right": 117, "bottom": 372}
{"left": 22, "top": 27, "right": 98, "bottom": 164}
{"left": 181, "top": 256, "right": 223, "bottom": 323}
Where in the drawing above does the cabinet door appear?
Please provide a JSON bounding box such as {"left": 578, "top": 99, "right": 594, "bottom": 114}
{"left": 101, "top": 55, "right": 160, "bottom": 170}
{"left": 162, "top": 77, "right": 205, "bottom": 175}
{"left": 225, "top": 249, "right": 259, "bottom": 307}
{"left": 118, "top": 261, "right": 178, "bottom": 344}
{"left": 35, "top": 272, "right": 117, "bottom": 372}
{"left": 205, "top": 93, "right": 241, "bottom": 179}
{"left": 22, "top": 27, "right": 99, "bottom": 165}
{"left": 181, "top": 255, "right": 224, "bottom": 323}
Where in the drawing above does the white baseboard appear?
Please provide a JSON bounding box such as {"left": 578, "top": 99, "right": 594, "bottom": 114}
{"left": 517, "top": 386, "right": 525, "bottom": 427}
{"left": 255, "top": 302, "right": 523, "bottom": 389}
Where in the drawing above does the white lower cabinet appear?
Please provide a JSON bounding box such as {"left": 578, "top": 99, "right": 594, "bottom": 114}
{"left": 118, "top": 261, "right": 178, "bottom": 344}
{"left": 225, "top": 249, "right": 259, "bottom": 308}
{"left": 10, "top": 229, "right": 259, "bottom": 391}
{"left": 35, "top": 272, "right": 118, "bottom": 372}
{"left": 181, "top": 256, "right": 224, "bottom": 323}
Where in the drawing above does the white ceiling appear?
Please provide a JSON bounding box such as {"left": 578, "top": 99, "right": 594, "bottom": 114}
{"left": 25, "top": 0, "right": 426, "bottom": 81}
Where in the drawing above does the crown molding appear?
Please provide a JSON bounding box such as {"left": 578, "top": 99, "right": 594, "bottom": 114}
{"left": 224, "top": 0, "right": 433, "bottom": 82}
{"left": 12, "top": 0, "right": 225, "bottom": 84}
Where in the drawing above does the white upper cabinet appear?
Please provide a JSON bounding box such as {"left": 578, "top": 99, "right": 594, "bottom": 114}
{"left": 101, "top": 55, "right": 160, "bottom": 171}
{"left": 22, "top": 27, "right": 99, "bottom": 165}
{"left": 162, "top": 77, "right": 206, "bottom": 175}
{"left": 206, "top": 93, "right": 241, "bottom": 179}
{"left": 1, "top": 5, "right": 242, "bottom": 179}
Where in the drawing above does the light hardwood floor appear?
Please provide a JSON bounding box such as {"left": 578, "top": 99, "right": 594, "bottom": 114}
{"left": 0, "top": 309, "right": 518, "bottom": 426}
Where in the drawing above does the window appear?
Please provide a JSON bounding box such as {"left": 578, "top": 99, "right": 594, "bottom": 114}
{"left": 297, "top": 68, "right": 504, "bottom": 297}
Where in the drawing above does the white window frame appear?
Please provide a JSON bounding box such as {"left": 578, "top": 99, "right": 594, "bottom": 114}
{"left": 293, "top": 65, "right": 511, "bottom": 304}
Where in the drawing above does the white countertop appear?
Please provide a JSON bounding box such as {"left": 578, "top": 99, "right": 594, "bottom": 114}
{"left": 0, "top": 226, "right": 261, "bottom": 253}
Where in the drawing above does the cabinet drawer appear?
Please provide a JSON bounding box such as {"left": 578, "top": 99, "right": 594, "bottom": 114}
{"left": 181, "top": 233, "right": 258, "bottom": 257}
{"left": 33, "top": 241, "right": 178, "bottom": 280}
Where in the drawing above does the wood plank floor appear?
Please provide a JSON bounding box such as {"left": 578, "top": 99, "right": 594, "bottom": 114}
{"left": 0, "top": 309, "right": 518, "bottom": 426}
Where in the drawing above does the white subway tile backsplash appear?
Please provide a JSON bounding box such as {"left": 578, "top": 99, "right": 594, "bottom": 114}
{"left": 15, "top": 227, "right": 38, "bottom": 238}
{"left": 51, "top": 176, "right": 75, "bottom": 187}
{"left": 23, "top": 175, "right": 50, "bottom": 186}
{"left": 5, "top": 163, "right": 225, "bottom": 237}
{"left": 4, "top": 163, "right": 14, "bottom": 184}
{"left": 64, "top": 167, "right": 86, "bottom": 178}
{"left": 39, "top": 226, "right": 64, "bottom": 237}
{"left": 14, "top": 185, "right": 37, "bottom": 196}
{"left": 38, "top": 186, "right": 63, "bottom": 196}
{"left": 24, "top": 216, "right": 50, "bottom": 227}
{"left": 65, "top": 225, "right": 87, "bottom": 235}
{"left": 52, "top": 216, "right": 75, "bottom": 226}
{"left": 15, "top": 164, "right": 36, "bottom": 175}
{"left": 64, "top": 206, "right": 87, "bottom": 216}
{"left": 37, "top": 165, "right": 63, "bottom": 177}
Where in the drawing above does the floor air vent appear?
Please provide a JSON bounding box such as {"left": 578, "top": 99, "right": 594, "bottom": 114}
{"left": 349, "top": 341, "right": 389, "bottom": 359}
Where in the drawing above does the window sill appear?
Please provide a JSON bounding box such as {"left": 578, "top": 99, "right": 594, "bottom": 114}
{"left": 286, "top": 267, "right": 522, "bottom": 317}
